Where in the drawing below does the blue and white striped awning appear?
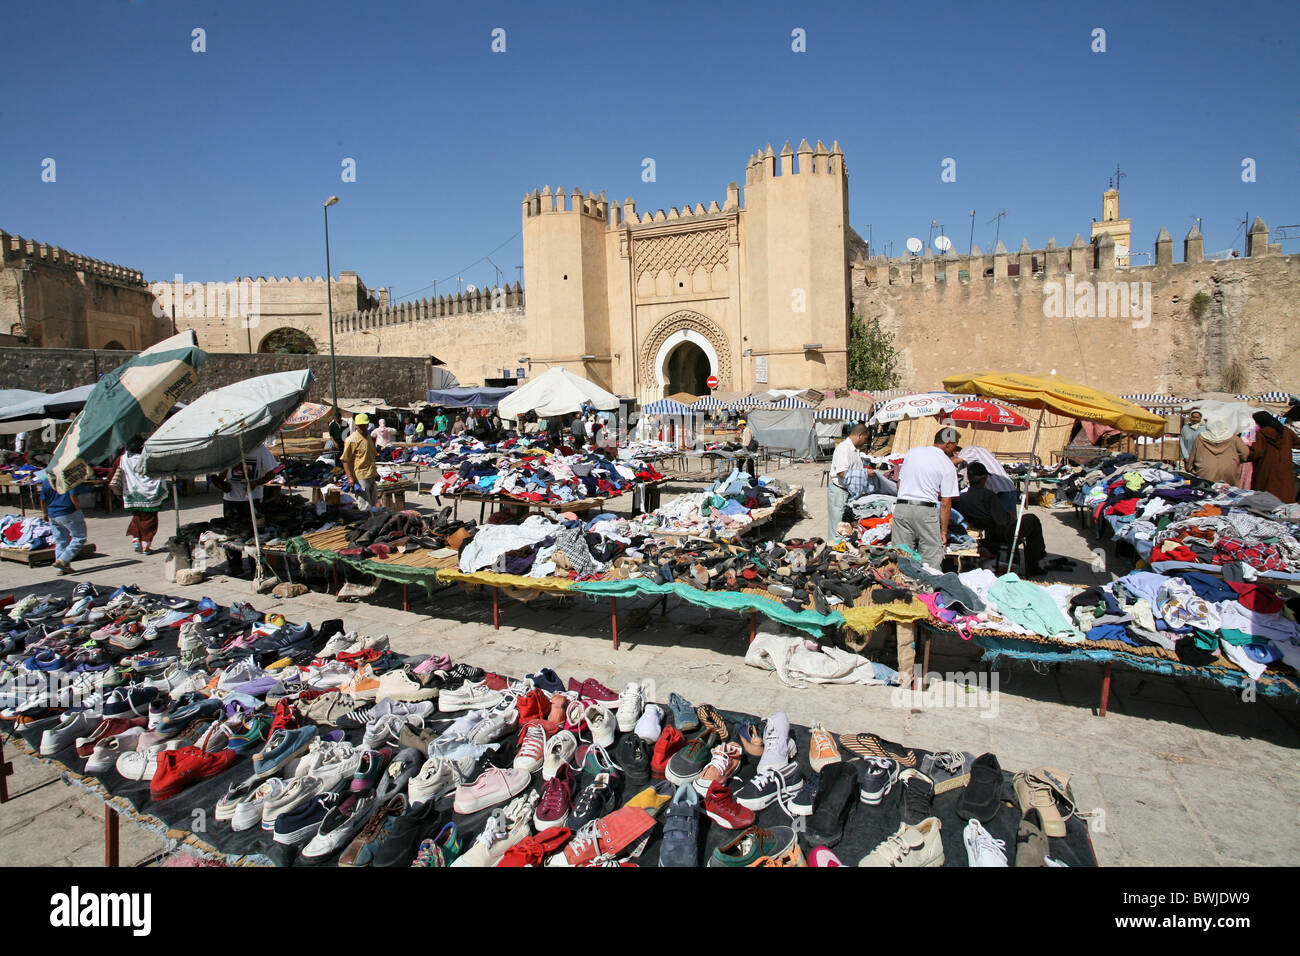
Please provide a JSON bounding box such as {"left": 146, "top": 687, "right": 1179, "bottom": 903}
{"left": 751, "top": 396, "right": 814, "bottom": 410}
{"left": 642, "top": 399, "right": 694, "bottom": 415}
{"left": 1121, "top": 394, "right": 1189, "bottom": 405}
{"left": 815, "top": 407, "right": 871, "bottom": 421}
{"left": 690, "top": 396, "right": 726, "bottom": 410}
{"left": 731, "top": 394, "right": 769, "bottom": 408}
{"left": 1241, "top": 392, "right": 1296, "bottom": 403}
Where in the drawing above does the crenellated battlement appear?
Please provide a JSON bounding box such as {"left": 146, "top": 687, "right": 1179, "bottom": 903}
{"left": 0, "top": 229, "right": 147, "bottom": 286}
{"left": 855, "top": 217, "right": 1289, "bottom": 289}
{"left": 332, "top": 282, "right": 524, "bottom": 333}
{"left": 745, "top": 139, "right": 846, "bottom": 184}
{"left": 521, "top": 186, "right": 609, "bottom": 221}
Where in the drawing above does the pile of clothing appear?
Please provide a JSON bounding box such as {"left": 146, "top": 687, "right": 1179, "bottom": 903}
{"left": 1068, "top": 459, "right": 1300, "bottom": 574}
{"left": 426, "top": 448, "right": 663, "bottom": 505}
{"left": 625, "top": 470, "right": 792, "bottom": 539}
{"left": 1, "top": 514, "right": 54, "bottom": 550}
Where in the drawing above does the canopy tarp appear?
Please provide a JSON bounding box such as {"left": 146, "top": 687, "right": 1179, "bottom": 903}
{"left": 0, "top": 384, "right": 97, "bottom": 434}
{"left": 748, "top": 407, "right": 817, "bottom": 459}
{"left": 498, "top": 367, "right": 618, "bottom": 420}
{"left": 942, "top": 372, "right": 1167, "bottom": 437}
{"left": 643, "top": 399, "right": 695, "bottom": 415}
{"left": 888, "top": 412, "right": 1074, "bottom": 457}
{"left": 47, "top": 331, "right": 207, "bottom": 492}
{"left": 814, "top": 395, "right": 873, "bottom": 421}
{"left": 142, "top": 370, "right": 314, "bottom": 479}
{"left": 425, "top": 386, "right": 516, "bottom": 409}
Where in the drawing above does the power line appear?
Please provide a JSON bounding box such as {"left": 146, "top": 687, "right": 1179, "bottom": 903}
{"left": 388, "top": 230, "right": 523, "bottom": 304}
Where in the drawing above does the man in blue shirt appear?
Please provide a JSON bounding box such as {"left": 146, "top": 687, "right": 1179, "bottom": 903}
{"left": 40, "top": 476, "right": 89, "bottom": 574}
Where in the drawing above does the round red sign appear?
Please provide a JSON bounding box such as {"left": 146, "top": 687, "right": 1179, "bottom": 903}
{"left": 706, "top": 375, "right": 719, "bottom": 390}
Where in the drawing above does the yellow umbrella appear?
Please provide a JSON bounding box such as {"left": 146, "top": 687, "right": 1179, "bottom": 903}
{"left": 941, "top": 372, "right": 1167, "bottom": 437}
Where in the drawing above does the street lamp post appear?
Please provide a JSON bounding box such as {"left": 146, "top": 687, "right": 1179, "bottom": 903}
{"left": 323, "top": 196, "right": 340, "bottom": 413}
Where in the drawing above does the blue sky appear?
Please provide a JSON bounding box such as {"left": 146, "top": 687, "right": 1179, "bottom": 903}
{"left": 2, "top": 0, "right": 1296, "bottom": 301}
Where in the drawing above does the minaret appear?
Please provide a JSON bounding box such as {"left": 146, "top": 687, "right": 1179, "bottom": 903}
{"left": 1090, "top": 178, "right": 1132, "bottom": 267}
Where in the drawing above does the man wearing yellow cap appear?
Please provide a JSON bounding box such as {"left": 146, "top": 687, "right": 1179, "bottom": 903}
{"left": 738, "top": 418, "right": 757, "bottom": 476}
{"left": 341, "top": 413, "right": 379, "bottom": 507}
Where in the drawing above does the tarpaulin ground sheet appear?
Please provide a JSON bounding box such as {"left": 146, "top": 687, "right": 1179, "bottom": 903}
{"left": 919, "top": 621, "right": 1300, "bottom": 699}
{"left": 4, "top": 585, "right": 1097, "bottom": 867}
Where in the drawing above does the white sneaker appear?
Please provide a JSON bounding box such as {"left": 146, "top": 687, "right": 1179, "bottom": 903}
{"left": 616, "top": 681, "right": 644, "bottom": 732}
{"left": 303, "top": 661, "right": 353, "bottom": 690}
{"left": 860, "top": 818, "right": 946, "bottom": 867}
{"left": 634, "top": 703, "right": 663, "bottom": 743}
{"left": 585, "top": 702, "right": 616, "bottom": 748}
{"left": 542, "top": 730, "right": 578, "bottom": 780}
{"left": 261, "top": 775, "right": 325, "bottom": 830}
{"left": 292, "top": 740, "right": 361, "bottom": 790}
{"left": 362, "top": 714, "right": 417, "bottom": 750}
{"left": 444, "top": 709, "right": 485, "bottom": 738}
{"left": 963, "top": 819, "right": 1008, "bottom": 867}
{"left": 513, "top": 723, "right": 548, "bottom": 773}
{"left": 84, "top": 730, "right": 142, "bottom": 773}
{"left": 215, "top": 778, "right": 260, "bottom": 823}
{"left": 320, "top": 629, "right": 361, "bottom": 659}
{"left": 466, "top": 708, "right": 517, "bottom": 746}
{"left": 408, "top": 757, "right": 462, "bottom": 807}
{"left": 757, "top": 711, "right": 794, "bottom": 772}
{"left": 40, "top": 711, "right": 101, "bottom": 756}
{"left": 438, "top": 680, "right": 504, "bottom": 712}
{"left": 451, "top": 790, "right": 539, "bottom": 867}
{"left": 376, "top": 669, "right": 438, "bottom": 702}
{"left": 147, "top": 664, "right": 206, "bottom": 695}
{"left": 116, "top": 745, "right": 163, "bottom": 781}
{"left": 371, "top": 699, "right": 435, "bottom": 720}
{"left": 231, "top": 778, "right": 285, "bottom": 831}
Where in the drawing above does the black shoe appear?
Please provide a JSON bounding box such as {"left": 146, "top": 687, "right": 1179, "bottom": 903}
{"left": 614, "top": 733, "right": 652, "bottom": 793}
{"left": 956, "top": 753, "right": 1003, "bottom": 822}
{"left": 812, "top": 585, "right": 830, "bottom": 616}
{"left": 802, "top": 761, "right": 858, "bottom": 848}
{"left": 568, "top": 774, "right": 619, "bottom": 831}
{"left": 371, "top": 800, "right": 447, "bottom": 867}
{"left": 899, "top": 769, "right": 935, "bottom": 825}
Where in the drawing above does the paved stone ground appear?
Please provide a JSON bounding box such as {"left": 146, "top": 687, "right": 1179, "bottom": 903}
{"left": 2, "top": 460, "right": 1297, "bottom": 866}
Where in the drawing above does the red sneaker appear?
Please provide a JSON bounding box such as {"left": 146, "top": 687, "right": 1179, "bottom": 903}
{"left": 270, "top": 699, "right": 300, "bottom": 734}
{"left": 560, "top": 806, "right": 657, "bottom": 866}
{"left": 514, "top": 689, "right": 551, "bottom": 726}
{"left": 150, "top": 746, "right": 240, "bottom": 801}
{"left": 650, "top": 725, "right": 685, "bottom": 779}
{"left": 704, "top": 780, "right": 756, "bottom": 830}
{"left": 496, "top": 826, "right": 572, "bottom": 867}
{"left": 483, "top": 672, "right": 509, "bottom": 691}
{"left": 567, "top": 677, "right": 618, "bottom": 703}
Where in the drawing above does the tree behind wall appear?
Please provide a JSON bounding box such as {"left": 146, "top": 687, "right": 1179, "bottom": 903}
{"left": 847, "top": 314, "right": 901, "bottom": 391}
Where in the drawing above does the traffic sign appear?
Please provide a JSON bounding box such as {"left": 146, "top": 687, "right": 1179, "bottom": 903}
{"left": 706, "top": 375, "right": 719, "bottom": 390}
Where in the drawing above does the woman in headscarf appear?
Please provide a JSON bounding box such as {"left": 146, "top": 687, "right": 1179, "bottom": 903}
{"left": 373, "top": 418, "right": 397, "bottom": 448}
{"left": 1179, "top": 410, "right": 1203, "bottom": 468}
{"left": 1187, "top": 408, "right": 1249, "bottom": 486}
{"left": 110, "top": 435, "right": 170, "bottom": 553}
{"left": 1248, "top": 411, "right": 1297, "bottom": 503}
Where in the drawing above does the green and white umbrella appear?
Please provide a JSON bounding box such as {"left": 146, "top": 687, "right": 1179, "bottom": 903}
{"left": 47, "top": 331, "right": 207, "bottom": 492}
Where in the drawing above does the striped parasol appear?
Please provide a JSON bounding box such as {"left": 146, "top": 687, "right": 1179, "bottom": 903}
{"left": 47, "top": 331, "right": 207, "bottom": 493}
{"left": 870, "top": 391, "right": 967, "bottom": 425}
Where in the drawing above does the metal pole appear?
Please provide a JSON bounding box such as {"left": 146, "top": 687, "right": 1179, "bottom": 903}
{"left": 240, "top": 435, "right": 265, "bottom": 585}
{"left": 172, "top": 482, "right": 181, "bottom": 538}
{"left": 324, "top": 205, "right": 339, "bottom": 413}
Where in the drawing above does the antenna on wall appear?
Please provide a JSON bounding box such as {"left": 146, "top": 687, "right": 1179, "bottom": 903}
{"left": 987, "top": 209, "right": 1007, "bottom": 249}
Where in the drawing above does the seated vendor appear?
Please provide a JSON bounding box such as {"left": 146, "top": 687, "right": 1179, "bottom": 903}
{"left": 958, "top": 462, "right": 1048, "bottom": 575}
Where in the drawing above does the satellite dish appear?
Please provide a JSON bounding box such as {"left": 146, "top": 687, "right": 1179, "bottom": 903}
{"left": 465, "top": 284, "right": 477, "bottom": 293}
{"left": 1114, "top": 244, "right": 1129, "bottom": 258}
{"left": 905, "top": 237, "right": 923, "bottom": 255}
{"left": 933, "top": 235, "right": 953, "bottom": 253}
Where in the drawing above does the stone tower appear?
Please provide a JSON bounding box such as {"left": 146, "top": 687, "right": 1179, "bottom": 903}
{"left": 740, "top": 140, "right": 850, "bottom": 390}
{"left": 520, "top": 187, "right": 614, "bottom": 391}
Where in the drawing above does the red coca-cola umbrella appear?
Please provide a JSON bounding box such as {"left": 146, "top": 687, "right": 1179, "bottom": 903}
{"left": 949, "top": 399, "right": 1028, "bottom": 428}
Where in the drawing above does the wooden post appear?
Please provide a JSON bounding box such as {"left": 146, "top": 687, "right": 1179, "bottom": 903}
{"left": 0, "top": 733, "right": 11, "bottom": 803}
{"left": 897, "top": 621, "right": 918, "bottom": 689}
{"left": 611, "top": 597, "right": 620, "bottom": 650}
{"left": 1099, "top": 662, "right": 1112, "bottom": 717}
{"left": 749, "top": 610, "right": 757, "bottom": 643}
{"left": 105, "top": 807, "right": 120, "bottom": 867}
{"left": 921, "top": 629, "right": 931, "bottom": 691}
{"left": 403, "top": 583, "right": 409, "bottom": 612}
{"left": 493, "top": 587, "right": 500, "bottom": 630}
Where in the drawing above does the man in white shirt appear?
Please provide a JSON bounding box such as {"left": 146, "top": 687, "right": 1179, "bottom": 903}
{"left": 827, "top": 424, "right": 869, "bottom": 539}
{"left": 893, "top": 427, "right": 961, "bottom": 569}
{"left": 211, "top": 444, "right": 280, "bottom": 577}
